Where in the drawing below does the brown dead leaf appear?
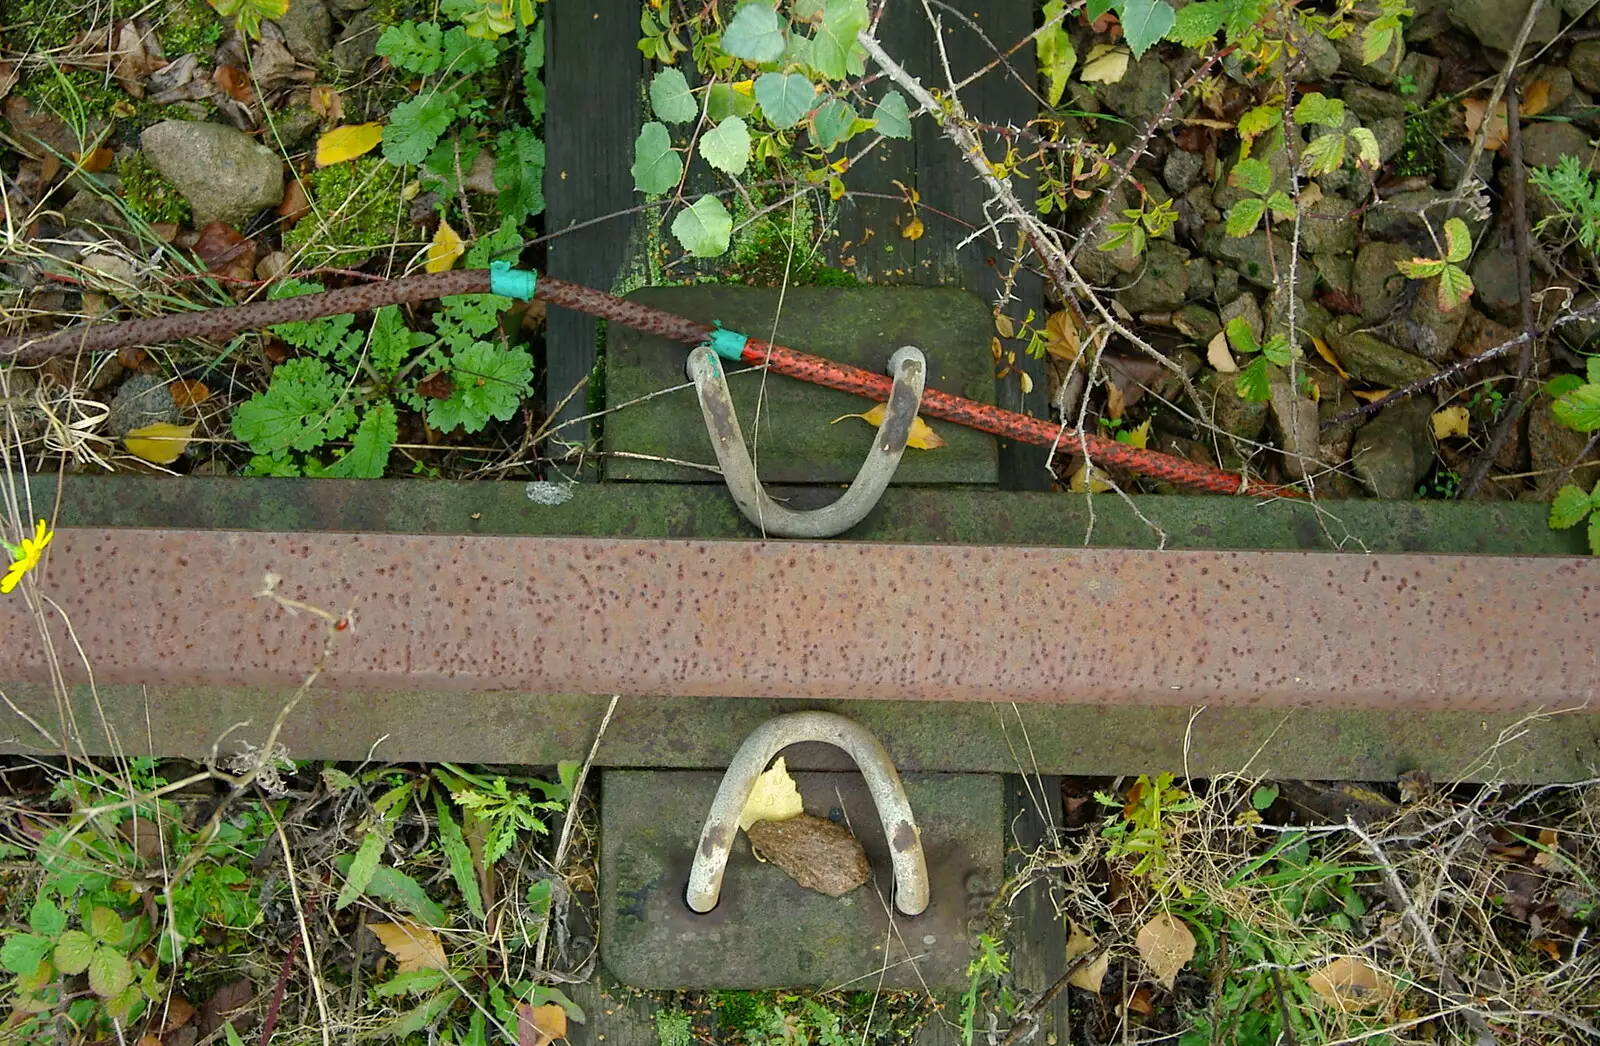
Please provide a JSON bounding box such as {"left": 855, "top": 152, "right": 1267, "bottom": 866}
{"left": 162, "top": 996, "right": 196, "bottom": 1033}
{"left": 0, "top": 60, "right": 19, "bottom": 102}
{"left": 1135, "top": 913, "right": 1195, "bottom": 989}
{"left": 309, "top": 84, "right": 344, "bottom": 122}
{"left": 1533, "top": 829, "right": 1561, "bottom": 869}
{"left": 74, "top": 146, "right": 115, "bottom": 174}
{"left": 278, "top": 178, "right": 311, "bottom": 228}
{"left": 1307, "top": 957, "right": 1394, "bottom": 1011}
{"left": 416, "top": 371, "right": 455, "bottom": 401}
{"left": 1462, "top": 82, "right": 1548, "bottom": 154}
{"left": 368, "top": 920, "right": 447, "bottom": 974}
{"left": 118, "top": 347, "right": 149, "bottom": 371}
{"left": 111, "top": 21, "right": 159, "bottom": 99}
{"left": 1124, "top": 985, "right": 1154, "bottom": 1017}
{"left": 518, "top": 1002, "right": 568, "bottom": 1046}
{"left": 1531, "top": 937, "right": 1563, "bottom": 961}
{"left": 214, "top": 65, "right": 255, "bottom": 106}
{"left": 170, "top": 380, "right": 211, "bottom": 409}
{"left": 1104, "top": 379, "right": 1126, "bottom": 420}
{"left": 1066, "top": 921, "right": 1111, "bottom": 992}
{"left": 1044, "top": 309, "right": 1082, "bottom": 364}
{"left": 192, "top": 221, "right": 257, "bottom": 281}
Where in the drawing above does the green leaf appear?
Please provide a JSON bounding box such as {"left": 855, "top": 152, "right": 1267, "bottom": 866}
{"left": 1396, "top": 257, "right": 1446, "bottom": 279}
{"left": 232, "top": 358, "right": 356, "bottom": 456}
{"left": 1224, "top": 197, "right": 1266, "bottom": 238}
{"left": 721, "top": 3, "right": 787, "bottom": 62}
{"left": 383, "top": 93, "right": 454, "bottom": 167}
{"left": 1234, "top": 356, "right": 1271, "bottom": 402}
{"left": 671, "top": 194, "right": 733, "bottom": 258}
{"left": 434, "top": 793, "right": 485, "bottom": 921}
{"left": 707, "top": 82, "right": 757, "bottom": 122}
{"left": 755, "top": 71, "right": 814, "bottom": 129}
{"left": 1225, "top": 316, "right": 1260, "bottom": 356}
{"left": 1590, "top": 511, "right": 1600, "bottom": 556}
{"left": 1265, "top": 191, "right": 1296, "bottom": 221}
{"left": 1251, "top": 784, "right": 1279, "bottom": 811}
{"left": 88, "top": 946, "right": 131, "bottom": 999}
{"left": 1436, "top": 264, "right": 1474, "bottom": 311}
{"left": 1260, "top": 334, "right": 1292, "bottom": 367}
{"left": 1589, "top": 356, "right": 1600, "bottom": 387}
{"left": 522, "top": 19, "right": 545, "bottom": 72}
{"left": 1443, "top": 217, "right": 1472, "bottom": 264}
{"left": 1228, "top": 157, "right": 1273, "bottom": 195}
{"left": 428, "top": 342, "right": 534, "bottom": 434}
{"left": 809, "top": 97, "right": 857, "bottom": 151}
{"left": 1292, "top": 92, "right": 1345, "bottom": 129}
{"left": 89, "top": 908, "right": 122, "bottom": 946}
{"left": 1300, "top": 132, "right": 1346, "bottom": 176}
{"left": 1236, "top": 105, "right": 1280, "bottom": 139}
{"left": 1119, "top": 0, "right": 1177, "bottom": 60}
{"left": 811, "top": 0, "right": 869, "bottom": 80}
{"left": 1362, "top": 22, "right": 1398, "bottom": 66}
{"left": 373, "top": 969, "right": 450, "bottom": 998}
{"left": 1037, "top": 1, "right": 1076, "bottom": 106}
{"left": 649, "top": 68, "right": 698, "bottom": 124}
{"left": 224, "top": 1022, "right": 246, "bottom": 1046}
{"left": 325, "top": 403, "right": 396, "bottom": 479}
{"left": 1553, "top": 383, "right": 1600, "bottom": 432}
{"left": 53, "top": 930, "right": 94, "bottom": 975}
{"left": 2, "top": 934, "right": 51, "bottom": 976}
{"left": 699, "top": 116, "right": 751, "bottom": 175}
{"left": 1087, "top": 0, "right": 1117, "bottom": 18}
{"left": 440, "top": 25, "right": 500, "bottom": 74}
{"left": 376, "top": 21, "right": 444, "bottom": 75}
{"left": 369, "top": 306, "right": 432, "bottom": 377}
{"left": 1169, "top": 1, "right": 1229, "bottom": 47}
{"left": 332, "top": 853, "right": 449, "bottom": 926}
{"left": 268, "top": 279, "right": 357, "bottom": 357}
{"left": 874, "top": 88, "right": 912, "bottom": 139}
{"left": 336, "top": 831, "right": 385, "bottom": 911}
{"left": 1348, "top": 126, "right": 1381, "bottom": 169}
{"left": 495, "top": 126, "right": 546, "bottom": 222}
{"left": 1551, "top": 485, "right": 1593, "bottom": 529}
{"left": 630, "top": 121, "right": 682, "bottom": 194}
{"left": 1547, "top": 374, "right": 1586, "bottom": 400}
{"left": 28, "top": 898, "right": 66, "bottom": 939}
{"left": 371, "top": 987, "right": 461, "bottom": 1039}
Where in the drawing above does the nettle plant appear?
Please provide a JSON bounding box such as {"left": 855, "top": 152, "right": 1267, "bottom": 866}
{"left": 1548, "top": 357, "right": 1600, "bottom": 554}
{"left": 234, "top": 224, "right": 533, "bottom": 477}
{"left": 375, "top": 0, "right": 546, "bottom": 225}
{"left": 632, "top": 0, "right": 913, "bottom": 259}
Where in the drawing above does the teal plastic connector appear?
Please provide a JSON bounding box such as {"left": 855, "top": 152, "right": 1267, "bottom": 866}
{"left": 706, "top": 322, "right": 749, "bottom": 362}
{"left": 489, "top": 261, "right": 538, "bottom": 301}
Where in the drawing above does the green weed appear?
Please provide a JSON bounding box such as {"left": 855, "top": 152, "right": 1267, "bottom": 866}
{"left": 1546, "top": 357, "right": 1600, "bottom": 553}
{"left": 1530, "top": 155, "right": 1600, "bottom": 255}
{"left": 118, "top": 152, "right": 193, "bottom": 227}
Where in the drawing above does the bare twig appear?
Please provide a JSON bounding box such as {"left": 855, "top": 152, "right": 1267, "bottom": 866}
{"left": 995, "top": 944, "right": 1106, "bottom": 1046}
{"left": 1449, "top": 0, "right": 1548, "bottom": 211}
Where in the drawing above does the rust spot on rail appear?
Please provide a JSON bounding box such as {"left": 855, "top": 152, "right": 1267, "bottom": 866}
{"left": 0, "top": 529, "right": 1594, "bottom": 712}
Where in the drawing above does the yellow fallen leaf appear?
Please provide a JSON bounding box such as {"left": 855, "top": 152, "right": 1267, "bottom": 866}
{"left": 1080, "top": 44, "right": 1130, "bottom": 85}
{"left": 1431, "top": 405, "right": 1469, "bottom": 440}
{"left": 1533, "top": 828, "right": 1560, "bottom": 869}
{"left": 1311, "top": 334, "right": 1349, "bottom": 379}
{"left": 314, "top": 122, "right": 383, "bottom": 167}
{"left": 1135, "top": 913, "right": 1195, "bottom": 990}
{"left": 1207, "top": 330, "right": 1237, "bottom": 373}
{"left": 1351, "top": 388, "right": 1394, "bottom": 403}
{"left": 518, "top": 1002, "right": 568, "bottom": 1046}
{"left": 903, "top": 216, "right": 925, "bottom": 241}
{"left": 737, "top": 755, "right": 803, "bottom": 833}
{"left": 1044, "top": 309, "right": 1083, "bottom": 364}
{"left": 1067, "top": 921, "right": 1111, "bottom": 992}
{"left": 1019, "top": 369, "right": 1034, "bottom": 395}
{"left": 426, "top": 218, "right": 464, "bottom": 273}
{"left": 1069, "top": 462, "right": 1113, "bottom": 493}
{"left": 367, "top": 920, "right": 447, "bottom": 974}
{"left": 1307, "top": 957, "right": 1394, "bottom": 1011}
{"left": 123, "top": 422, "right": 196, "bottom": 465}
{"left": 830, "top": 403, "right": 947, "bottom": 450}
{"left": 1122, "top": 418, "right": 1150, "bottom": 449}
{"left": 994, "top": 313, "right": 1016, "bottom": 339}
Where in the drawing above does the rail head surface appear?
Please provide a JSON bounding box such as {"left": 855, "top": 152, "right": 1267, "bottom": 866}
{"left": 0, "top": 528, "right": 1594, "bottom": 711}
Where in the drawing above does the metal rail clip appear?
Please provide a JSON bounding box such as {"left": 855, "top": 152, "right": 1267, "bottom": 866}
{"left": 687, "top": 344, "right": 927, "bottom": 538}
{"left": 686, "top": 711, "right": 930, "bottom": 916}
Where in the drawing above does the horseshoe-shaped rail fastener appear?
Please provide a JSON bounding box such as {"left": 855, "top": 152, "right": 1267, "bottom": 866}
{"left": 686, "top": 711, "right": 929, "bottom": 916}
{"left": 687, "top": 344, "right": 927, "bottom": 539}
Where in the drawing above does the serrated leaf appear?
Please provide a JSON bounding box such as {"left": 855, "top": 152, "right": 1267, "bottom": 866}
{"left": 1229, "top": 157, "right": 1273, "bottom": 196}
{"left": 1037, "top": 1, "right": 1076, "bottom": 106}
{"left": 1589, "top": 512, "right": 1600, "bottom": 555}
{"left": 1135, "top": 913, "right": 1195, "bottom": 990}
{"left": 87, "top": 946, "right": 131, "bottom": 999}
{"left": 315, "top": 123, "right": 384, "bottom": 167}
{"left": 1261, "top": 334, "right": 1292, "bottom": 367}
{"left": 1251, "top": 784, "right": 1279, "bottom": 810}
{"left": 1437, "top": 264, "right": 1474, "bottom": 311}
{"left": 1266, "top": 191, "right": 1296, "bottom": 220}
{"left": 375, "top": 21, "right": 443, "bottom": 75}
{"left": 370, "top": 306, "right": 432, "bottom": 376}
{"left": 1170, "top": 1, "right": 1229, "bottom": 47}
{"left": 53, "top": 930, "right": 94, "bottom": 975}
{"left": 874, "top": 89, "right": 911, "bottom": 139}
{"left": 1, "top": 934, "right": 51, "bottom": 976}
{"left": 368, "top": 919, "right": 448, "bottom": 974}
{"left": 649, "top": 68, "right": 697, "bottom": 124}
{"left": 1349, "top": 126, "right": 1381, "bottom": 169}
{"left": 426, "top": 217, "right": 465, "bottom": 273}
{"left": 28, "top": 899, "right": 66, "bottom": 939}
{"left": 755, "top": 71, "right": 815, "bottom": 129}
{"left": 372, "top": 969, "right": 449, "bottom": 998}
{"left": 671, "top": 194, "right": 733, "bottom": 257}
{"left": 722, "top": 3, "right": 787, "bottom": 62}
{"left": 1236, "top": 105, "right": 1280, "bottom": 139}
{"left": 1293, "top": 92, "right": 1345, "bottom": 129}
{"left": 811, "top": 0, "right": 869, "bottom": 81}
{"left": 700, "top": 116, "right": 751, "bottom": 175}
{"left": 809, "top": 97, "right": 857, "bottom": 151}
{"left": 429, "top": 343, "right": 534, "bottom": 434}
{"left": 337, "top": 831, "right": 385, "bottom": 911}
{"left": 1396, "top": 257, "right": 1446, "bottom": 279}
{"left": 1119, "top": 0, "right": 1176, "bottom": 60}
{"left": 1235, "top": 356, "right": 1271, "bottom": 402}
{"left": 383, "top": 94, "right": 453, "bottom": 167}
{"left": 1443, "top": 217, "right": 1472, "bottom": 264}
{"left": 1361, "top": 23, "right": 1397, "bottom": 66}
{"left": 1079, "top": 44, "right": 1129, "bottom": 84}
{"left": 495, "top": 126, "right": 545, "bottom": 222}
{"left": 1225, "top": 197, "right": 1266, "bottom": 238}
{"left": 124, "top": 422, "right": 196, "bottom": 465}
{"left": 89, "top": 908, "right": 123, "bottom": 946}
{"left": 1300, "top": 132, "right": 1346, "bottom": 176}
{"left": 232, "top": 358, "right": 356, "bottom": 455}
{"left": 1553, "top": 383, "right": 1600, "bottom": 432}
{"left": 1226, "top": 316, "right": 1260, "bottom": 356}
{"left": 707, "top": 82, "right": 758, "bottom": 122}
{"left": 434, "top": 793, "right": 484, "bottom": 921}
{"left": 326, "top": 404, "right": 396, "bottom": 479}
{"left": 630, "top": 121, "right": 683, "bottom": 195}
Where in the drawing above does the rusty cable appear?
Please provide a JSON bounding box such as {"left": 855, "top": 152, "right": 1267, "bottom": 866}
{"left": 0, "top": 271, "right": 1299, "bottom": 498}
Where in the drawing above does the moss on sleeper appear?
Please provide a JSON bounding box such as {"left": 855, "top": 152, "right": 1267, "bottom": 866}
{"left": 283, "top": 157, "right": 413, "bottom": 268}
{"left": 728, "top": 197, "right": 860, "bottom": 288}
{"left": 118, "top": 152, "right": 192, "bottom": 227}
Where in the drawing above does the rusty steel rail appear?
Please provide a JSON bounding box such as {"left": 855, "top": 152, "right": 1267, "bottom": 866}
{"left": 0, "top": 528, "right": 1595, "bottom": 711}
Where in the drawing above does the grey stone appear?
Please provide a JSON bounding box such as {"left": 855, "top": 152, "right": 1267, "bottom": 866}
{"left": 1370, "top": 116, "right": 1407, "bottom": 165}
{"left": 62, "top": 191, "right": 135, "bottom": 238}
{"left": 80, "top": 252, "right": 141, "bottom": 300}
{"left": 1344, "top": 84, "right": 1407, "bottom": 121}
{"left": 1396, "top": 284, "right": 1470, "bottom": 360}
{"left": 1528, "top": 398, "right": 1600, "bottom": 499}
{"left": 331, "top": 9, "right": 379, "bottom": 76}
{"left": 1201, "top": 224, "right": 1311, "bottom": 294}
{"left": 1, "top": 371, "right": 45, "bottom": 446}
{"left": 1297, "top": 191, "right": 1357, "bottom": 255}
{"left": 1221, "top": 292, "right": 1263, "bottom": 343}
{"left": 1173, "top": 304, "right": 1222, "bottom": 344}
{"left": 1519, "top": 122, "right": 1597, "bottom": 170}
{"left": 1116, "top": 241, "right": 1191, "bottom": 314}
{"left": 272, "top": 107, "right": 321, "bottom": 151}
{"left": 1557, "top": 291, "right": 1600, "bottom": 353}
{"left": 1571, "top": 41, "right": 1600, "bottom": 95}
{"left": 1096, "top": 51, "right": 1171, "bottom": 125}
{"left": 1213, "top": 265, "right": 1241, "bottom": 306}
{"left": 1314, "top": 252, "right": 1355, "bottom": 296}
{"left": 1397, "top": 52, "right": 1440, "bottom": 101}
{"left": 1300, "top": 30, "right": 1341, "bottom": 80}
{"left": 1205, "top": 372, "right": 1270, "bottom": 442}
{"left": 1470, "top": 247, "right": 1522, "bottom": 323}
{"left": 1448, "top": 0, "right": 1559, "bottom": 53}
{"left": 1185, "top": 256, "right": 1215, "bottom": 302}
{"left": 1267, "top": 292, "right": 1332, "bottom": 350}
{"left": 1362, "top": 188, "right": 1485, "bottom": 243}
{"left": 106, "top": 374, "right": 183, "bottom": 439}
{"left": 1438, "top": 142, "right": 1495, "bottom": 191}
{"left": 1270, "top": 373, "right": 1322, "bottom": 481}
{"left": 1352, "top": 241, "right": 1414, "bottom": 322}
{"left": 269, "top": 0, "right": 331, "bottom": 65}
{"left": 140, "top": 121, "right": 284, "bottom": 226}
{"left": 1163, "top": 148, "right": 1205, "bottom": 195}
{"left": 1327, "top": 318, "right": 1438, "bottom": 386}
{"left": 329, "top": 0, "right": 368, "bottom": 11}
{"left": 1351, "top": 397, "right": 1436, "bottom": 499}
{"left": 1404, "top": 0, "right": 1453, "bottom": 41}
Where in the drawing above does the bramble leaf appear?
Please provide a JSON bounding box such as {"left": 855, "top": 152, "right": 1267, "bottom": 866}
{"left": 630, "top": 121, "right": 682, "bottom": 194}
{"left": 1260, "top": 333, "right": 1292, "bottom": 367}
{"left": 1293, "top": 92, "right": 1345, "bottom": 129}
{"left": 383, "top": 94, "right": 454, "bottom": 167}
{"left": 1169, "top": 1, "right": 1229, "bottom": 47}
{"left": 53, "top": 930, "right": 94, "bottom": 975}
{"left": 1300, "top": 133, "right": 1346, "bottom": 176}
{"left": 671, "top": 194, "right": 733, "bottom": 257}
{"left": 874, "top": 89, "right": 911, "bottom": 139}
{"left": 699, "top": 116, "right": 750, "bottom": 175}
{"left": 1225, "top": 197, "right": 1266, "bottom": 238}
{"left": 649, "top": 68, "right": 697, "bottom": 124}
{"left": 88, "top": 947, "right": 131, "bottom": 999}
{"left": 722, "top": 3, "right": 787, "bottom": 62}
{"left": 1396, "top": 257, "right": 1446, "bottom": 279}
{"left": 1590, "top": 512, "right": 1600, "bottom": 555}
{"left": 1551, "top": 484, "right": 1594, "bottom": 529}
{"left": 1236, "top": 105, "right": 1280, "bottom": 139}
{"left": 1553, "top": 382, "right": 1600, "bottom": 432}
{"left": 1225, "top": 316, "right": 1260, "bottom": 356}
{"left": 1436, "top": 264, "right": 1474, "bottom": 311}
{"left": 1266, "top": 191, "right": 1296, "bottom": 220}
{"left": 28, "top": 899, "right": 66, "bottom": 939}
{"left": 1234, "top": 355, "right": 1271, "bottom": 402}
{"left": 1, "top": 934, "right": 50, "bottom": 976}
{"left": 1443, "top": 217, "right": 1472, "bottom": 264}
{"left": 1229, "top": 157, "right": 1273, "bottom": 195}
{"left": 1349, "top": 126, "right": 1381, "bottom": 169}
{"left": 755, "top": 72, "right": 815, "bottom": 129}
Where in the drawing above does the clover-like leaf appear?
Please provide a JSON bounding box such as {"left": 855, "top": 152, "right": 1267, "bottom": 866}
{"left": 699, "top": 116, "right": 751, "bottom": 175}
{"left": 874, "top": 89, "right": 911, "bottom": 140}
{"left": 649, "top": 68, "right": 698, "bottom": 124}
{"left": 721, "top": 3, "right": 787, "bottom": 63}
{"left": 755, "top": 71, "right": 815, "bottom": 129}
{"left": 630, "top": 121, "right": 683, "bottom": 195}
{"left": 672, "top": 194, "right": 734, "bottom": 258}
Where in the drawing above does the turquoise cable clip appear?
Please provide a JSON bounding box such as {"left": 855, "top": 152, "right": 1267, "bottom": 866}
{"left": 706, "top": 322, "right": 749, "bottom": 362}
{"left": 489, "top": 261, "right": 537, "bottom": 301}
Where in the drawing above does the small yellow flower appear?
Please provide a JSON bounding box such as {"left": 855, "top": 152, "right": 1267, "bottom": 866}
{"left": 1, "top": 520, "right": 53, "bottom": 594}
